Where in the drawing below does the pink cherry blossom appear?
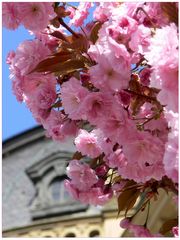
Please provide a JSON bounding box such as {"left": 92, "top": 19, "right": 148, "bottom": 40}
{"left": 29, "top": 24, "right": 65, "bottom": 51}
{"left": 2, "top": 3, "right": 20, "bottom": 30}
{"left": 12, "top": 77, "right": 24, "bottom": 103}
{"left": 43, "top": 109, "right": 64, "bottom": 128}
{"left": 80, "top": 91, "right": 113, "bottom": 124}
{"left": 107, "top": 15, "right": 137, "bottom": 45}
{"left": 30, "top": 106, "right": 51, "bottom": 124}
{"left": 43, "top": 110, "right": 77, "bottom": 142}
{"left": 113, "top": 2, "right": 143, "bottom": 20}
{"left": 60, "top": 120, "right": 78, "bottom": 137}
{"left": 33, "top": 82, "right": 56, "bottom": 109}
{"left": 95, "top": 165, "right": 109, "bottom": 177}
{"left": 120, "top": 218, "right": 131, "bottom": 229}
{"left": 145, "top": 23, "right": 178, "bottom": 112}
{"left": 16, "top": 2, "right": 53, "bottom": 31}
{"left": 6, "top": 51, "right": 16, "bottom": 65}
{"left": 129, "top": 224, "right": 162, "bottom": 237}
{"left": 121, "top": 133, "right": 165, "bottom": 182}
{"left": 91, "top": 129, "right": 114, "bottom": 156}
{"left": 79, "top": 186, "right": 112, "bottom": 206}
{"left": 89, "top": 52, "right": 130, "bottom": 92}
{"left": 163, "top": 131, "right": 178, "bottom": 183}
{"left": 145, "top": 23, "right": 178, "bottom": 71}
{"left": 172, "top": 226, "right": 179, "bottom": 238}
{"left": 136, "top": 2, "right": 169, "bottom": 27}
{"left": 129, "top": 24, "right": 151, "bottom": 54}
{"left": 45, "top": 125, "right": 65, "bottom": 142}
{"left": 93, "top": 2, "right": 119, "bottom": 22}
{"left": 13, "top": 39, "right": 50, "bottom": 76}
{"left": 99, "top": 104, "right": 137, "bottom": 145}
{"left": 118, "top": 90, "right": 131, "bottom": 106}
{"left": 22, "top": 73, "right": 56, "bottom": 96}
{"left": 69, "top": 2, "right": 93, "bottom": 27}
{"left": 64, "top": 180, "right": 79, "bottom": 200}
{"left": 139, "top": 68, "right": 151, "bottom": 86}
{"left": 75, "top": 129, "right": 102, "bottom": 158}
{"left": 43, "top": 110, "right": 66, "bottom": 142}
{"left": 112, "top": 181, "right": 127, "bottom": 196}
{"left": 106, "top": 149, "right": 124, "bottom": 169}
{"left": 61, "top": 77, "right": 88, "bottom": 120}
{"left": 120, "top": 219, "right": 162, "bottom": 237}
{"left": 44, "top": 119, "right": 77, "bottom": 142}
{"left": 66, "top": 160, "right": 98, "bottom": 191}
{"left": 163, "top": 110, "right": 178, "bottom": 182}
{"left": 156, "top": 69, "right": 178, "bottom": 112}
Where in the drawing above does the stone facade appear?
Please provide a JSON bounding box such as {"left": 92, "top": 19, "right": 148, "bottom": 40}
{"left": 2, "top": 127, "right": 126, "bottom": 237}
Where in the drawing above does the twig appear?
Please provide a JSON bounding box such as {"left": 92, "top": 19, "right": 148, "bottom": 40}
{"left": 58, "top": 18, "right": 79, "bottom": 38}
{"left": 124, "top": 89, "right": 156, "bottom": 102}
{"left": 135, "top": 7, "right": 157, "bottom": 31}
{"left": 144, "top": 201, "right": 150, "bottom": 228}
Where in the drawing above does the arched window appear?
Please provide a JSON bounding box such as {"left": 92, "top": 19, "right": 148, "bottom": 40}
{"left": 89, "top": 230, "right": 100, "bottom": 237}
{"left": 49, "top": 177, "right": 71, "bottom": 203}
{"left": 64, "top": 233, "right": 76, "bottom": 237}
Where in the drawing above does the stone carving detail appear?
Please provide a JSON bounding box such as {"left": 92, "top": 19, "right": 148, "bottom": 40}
{"left": 26, "top": 151, "right": 88, "bottom": 219}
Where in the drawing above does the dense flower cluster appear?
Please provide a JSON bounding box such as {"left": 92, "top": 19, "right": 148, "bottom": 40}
{"left": 4, "top": 2, "right": 178, "bottom": 237}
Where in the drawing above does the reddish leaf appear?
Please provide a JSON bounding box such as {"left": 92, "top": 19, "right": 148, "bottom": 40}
{"left": 117, "top": 180, "right": 137, "bottom": 216}
{"left": 33, "top": 58, "right": 85, "bottom": 74}
{"left": 52, "top": 101, "right": 62, "bottom": 108}
{"left": 52, "top": 59, "right": 86, "bottom": 75}
{"left": 90, "top": 21, "right": 103, "bottom": 44}
{"left": 50, "top": 16, "right": 60, "bottom": 28}
{"left": 72, "top": 151, "right": 83, "bottom": 160}
{"left": 30, "top": 50, "right": 83, "bottom": 74}
{"left": 50, "top": 31, "right": 68, "bottom": 41}
{"left": 160, "top": 218, "right": 178, "bottom": 235}
{"left": 64, "top": 34, "right": 88, "bottom": 52}
{"left": 125, "top": 190, "right": 140, "bottom": 217}
{"left": 161, "top": 3, "right": 178, "bottom": 25}
{"left": 112, "top": 176, "right": 122, "bottom": 184}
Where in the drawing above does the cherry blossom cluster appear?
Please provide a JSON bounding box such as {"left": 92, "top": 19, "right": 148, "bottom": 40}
{"left": 4, "top": 2, "right": 178, "bottom": 237}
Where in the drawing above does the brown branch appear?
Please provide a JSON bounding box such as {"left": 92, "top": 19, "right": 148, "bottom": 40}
{"left": 124, "top": 89, "right": 156, "bottom": 102}
{"left": 135, "top": 7, "right": 157, "bottom": 30}
{"left": 58, "top": 18, "right": 79, "bottom": 38}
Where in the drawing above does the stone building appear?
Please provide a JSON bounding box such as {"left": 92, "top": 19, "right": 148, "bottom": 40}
{"left": 2, "top": 126, "right": 177, "bottom": 237}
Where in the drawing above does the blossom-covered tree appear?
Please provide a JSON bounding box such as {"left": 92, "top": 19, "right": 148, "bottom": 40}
{"left": 3, "top": 2, "right": 178, "bottom": 237}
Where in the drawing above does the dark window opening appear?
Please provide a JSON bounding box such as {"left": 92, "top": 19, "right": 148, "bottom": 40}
{"left": 89, "top": 230, "right": 100, "bottom": 237}
{"left": 64, "top": 233, "right": 76, "bottom": 237}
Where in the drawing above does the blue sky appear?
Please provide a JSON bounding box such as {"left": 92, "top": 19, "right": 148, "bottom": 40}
{"left": 2, "top": 2, "right": 95, "bottom": 141}
{"left": 2, "top": 26, "right": 38, "bottom": 140}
